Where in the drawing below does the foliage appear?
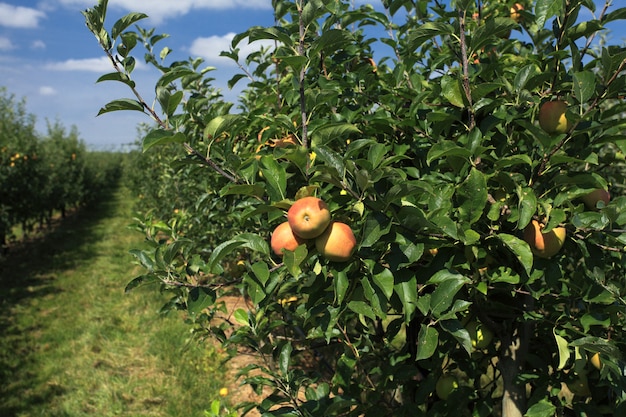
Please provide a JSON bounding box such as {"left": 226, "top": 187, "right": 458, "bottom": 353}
{"left": 0, "top": 87, "right": 123, "bottom": 248}
{"left": 84, "top": 0, "right": 626, "bottom": 416}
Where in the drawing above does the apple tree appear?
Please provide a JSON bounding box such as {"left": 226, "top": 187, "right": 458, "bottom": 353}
{"left": 84, "top": 0, "right": 626, "bottom": 416}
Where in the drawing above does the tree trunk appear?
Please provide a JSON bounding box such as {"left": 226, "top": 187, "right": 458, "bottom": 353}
{"left": 500, "top": 295, "right": 532, "bottom": 417}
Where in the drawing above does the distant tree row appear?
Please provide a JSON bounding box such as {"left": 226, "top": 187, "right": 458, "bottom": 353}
{"left": 0, "top": 87, "right": 123, "bottom": 248}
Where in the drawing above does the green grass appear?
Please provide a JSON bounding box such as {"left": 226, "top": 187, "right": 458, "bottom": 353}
{"left": 0, "top": 186, "right": 226, "bottom": 417}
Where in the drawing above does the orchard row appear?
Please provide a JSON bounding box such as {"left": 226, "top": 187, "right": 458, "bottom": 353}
{"left": 0, "top": 88, "right": 123, "bottom": 247}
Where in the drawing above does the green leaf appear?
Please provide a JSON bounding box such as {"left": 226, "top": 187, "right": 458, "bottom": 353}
{"left": 207, "top": 234, "right": 269, "bottom": 273}
{"left": 310, "top": 29, "right": 354, "bottom": 55}
{"left": 602, "top": 7, "right": 626, "bottom": 24}
{"left": 248, "top": 26, "right": 293, "bottom": 46}
{"left": 517, "top": 186, "right": 537, "bottom": 230}
{"left": 407, "top": 22, "right": 453, "bottom": 50}
{"left": 514, "top": 64, "right": 539, "bottom": 92}
{"left": 361, "top": 212, "right": 392, "bottom": 248}
{"left": 553, "top": 331, "right": 570, "bottom": 370}
{"left": 426, "top": 141, "right": 472, "bottom": 165}
{"left": 260, "top": 155, "right": 287, "bottom": 202}
{"left": 347, "top": 300, "right": 376, "bottom": 320}
{"left": 205, "top": 114, "right": 242, "bottom": 138}
{"left": 440, "top": 319, "right": 472, "bottom": 355}
{"left": 283, "top": 244, "right": 308, "bottom": 277}
{"left": 233, "top": 308, "right": 249, "bottom": 326}
{"left": 441, "top": 75, "right": 465, "bottom": 108}
{"left": 525, "top": 399, "right": 557, "bottom": 417}
{"left": 187, "top": 287, "right": 216, "bottom": 316}
{"left": 142, "top": 129, "right": 186, "bottom": 152}
{"left": 124, "top": 274, "right": 157, "bottom": 293}
{"left": 415, "top": 325, "right": 438, "bottom": 360}
{"left": 496, "top": 234, "right": 533, "bottom": 277}
{"left": 96, "top": 72, "right": 135, "bottom": 88}
{"left": 430, "top": 277, "right": 468, "bottom": 317}
{"left": 220, "top": 183, "right": 265, "bottom": 198}
{"left": 334, "top": 269, "right": 349, "bottom": 305}
{"left": 129, "top": 248, "right": 154, "bottom": 270}
{"left": 250, "top": 261, "right": 270, "bottom": 286}
{"left": 535, "top": 0, "right": 563, "bottom": 29}
{"left": 371, "top": 265, "right": 394, "bottom": 300}
{"left": 572, "top": 71, "right": 596, "bottom": 103}
{"left": 311, "top": 123, "right": 360, "bottom": 146}
{"left": 97, "top": 98, "right": 145, "bottom": 115}
{"left": 494, "top": 154, "right": 532, "bottom": 169}
{"left": 394, "top": 271, "right": 418, "bottom": 323}
{"left": 456, "top": 168, "right": 488, "bottom": 225}
{"left": 278, "top": 342, "right": 292, "bottom": 376}
{"left": 111, "top": 12, "right": 148, "bottom": 40}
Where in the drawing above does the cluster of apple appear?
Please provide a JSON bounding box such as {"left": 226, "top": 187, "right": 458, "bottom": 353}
{"left": 520, "top": 101, "right": 612, "bottom": 259}
{"left": 270, "top": 196, "right": 357, "bottom": 262}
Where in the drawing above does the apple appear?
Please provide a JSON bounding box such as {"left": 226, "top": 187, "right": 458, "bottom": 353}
{"left": 270, "top": 221, "right": 307, "bottom": 256}
{"left": 435, "top": 375, "right": 459, "bottom": 400}
{"left": 581, "top": 189, "right": 610, "bottom": 210}
{"left": 538, "top": 100, "right": 571, "bottom": 134}
{"left": 567, "top": 373, "right": 591, "bottom": 397}
{"left": 287, "top": 196, "right": 332, "bottom": 239}
{"left": 589, "top": 352, "right": 602, "bottom": 370}
{"left": 510, "top": 3, "right": 524, "bottom": 23}
{"left": 523, "top": 220, "right": 566, "bottom": 259}
{"left": 465, "top": 320, "right": 494, "bottom": 349}
{"left": 315, "top": 221, "right": 357, "bottom": 262}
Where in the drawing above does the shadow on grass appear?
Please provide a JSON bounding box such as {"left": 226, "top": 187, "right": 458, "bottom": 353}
{"left": 0, "top": 183, "right": 123, "bottom": 416}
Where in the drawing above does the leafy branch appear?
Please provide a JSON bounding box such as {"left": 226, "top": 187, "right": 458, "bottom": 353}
{"left": 82, "top": 0, "right": 240, "bottom": 184}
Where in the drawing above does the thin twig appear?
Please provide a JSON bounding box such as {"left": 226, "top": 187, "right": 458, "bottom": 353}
{"left": 457, "top": 8, "right": 475, "bottom": 130}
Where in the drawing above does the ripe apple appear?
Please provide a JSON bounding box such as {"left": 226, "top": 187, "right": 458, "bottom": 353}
{"left": 538, "top": 100, "right": 571, "bottom": 134}
{"left": 523, "top": 220, "right": 566, "bottom": 259}
{"left": 270, "top": 221, "right": 307, "bottom": 256}
{"left": 510, "top": 3, "right": 524, "bottom": 23}
{"left": 465, "top": 320, "right": 494, "bottom": 349}
{"left": 435, "top": 375, "right": 459, "bottom": 400}
{"left": 581, "top": 189, "right": 610, "bottom": 210}
{"left": 315, "top": 221, "right": 357, "bottom": 262}
{"left": 287, "top": 196, "right": 331, "bottom": 239}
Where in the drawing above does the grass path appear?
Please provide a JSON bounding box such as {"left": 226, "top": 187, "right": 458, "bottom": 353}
{"left": 0, "top": 186, "right": 225, "bottom": 417}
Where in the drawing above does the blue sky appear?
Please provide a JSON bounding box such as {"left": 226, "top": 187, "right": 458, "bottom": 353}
{"left": 0, "top": 1, "right": 623, "bottom": 150}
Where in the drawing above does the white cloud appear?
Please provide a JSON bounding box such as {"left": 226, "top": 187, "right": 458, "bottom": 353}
{"left": 0, "top": 36, "right": 14, "bottom": 50}
{"left": 189, "top": 33, "right": 274, "bottom": 66}
{"left": 0, "top": 3, "right": 46, "bottom": 28}
{"left": 39, "top": 86, "right": 57, "bottom": 95}
{"left": 58, "top": 0, "right": 270, "bottom": 23}
{"left": 31, "top": 40, "right": 46, "bottom": 49}
{"left": 45, "top": 56, "right": 116, "bottom": 72}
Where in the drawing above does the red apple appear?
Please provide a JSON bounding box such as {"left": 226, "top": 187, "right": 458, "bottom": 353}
{"left": 315, "top": 221, "right": 357, "bottom": 262}
{"left": 287, "top": 196, "right": 332, "bottom": 239}
{"left": 523, "top": 220, "right": 566, "bottom": 259}
{"left": 270, "top": 221, "right": 307, "bottom": 256}
{"left": 538, "top": 100, "right": 571, "bottom": 134}
{"left": 581, "top": 189, "right": 610, "bottom": 210}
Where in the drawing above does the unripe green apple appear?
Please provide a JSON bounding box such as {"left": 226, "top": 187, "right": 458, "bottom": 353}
{"left": 315, "top": 221, "right": 357, "bottom": 262}
{"left": 581, "top": 189, "right": 610, "bottom": 210}
{"left": 523, "top": 220, "right": 566, "bottom": 259}
{"left": 270, "top": 221, "right": 307, "bottom": 256}
{"left": 538, "top": 100, "right": 571, "bottom": 134}
{"left": 287, "top": 196, "right": 331, "bottom": 239}
{"left": 465, "top": 320, "right": 494, "bottom": 349}
{"left": 435, "top": 375, "right": 459, "bottom": 400}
